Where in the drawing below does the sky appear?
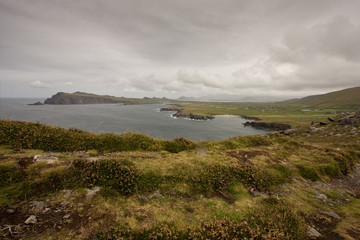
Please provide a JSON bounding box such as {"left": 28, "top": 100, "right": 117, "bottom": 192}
{"left": 1, "top": 0, "right": 360, "bottom": 99}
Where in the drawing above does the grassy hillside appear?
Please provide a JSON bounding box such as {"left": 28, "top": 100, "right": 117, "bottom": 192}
{"left": 1, "top": 117, "right": 360, "bottom": 239}
{"left": 288, "top": 86, "right": 360, "bottom": 109}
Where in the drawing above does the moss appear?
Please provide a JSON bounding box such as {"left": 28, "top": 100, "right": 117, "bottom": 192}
{"left": 297, "top": 165, "right": 320, "bottom": 181}
{"left": 0, "top": 161, "right": 26, "bottom": 187}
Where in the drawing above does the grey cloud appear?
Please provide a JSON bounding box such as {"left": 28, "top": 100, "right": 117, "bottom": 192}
{"left": 1, "top": 0, "right": 360, "bottom": 98}
{"left": 233, "top": 16, "right": 360, "bottom": 91}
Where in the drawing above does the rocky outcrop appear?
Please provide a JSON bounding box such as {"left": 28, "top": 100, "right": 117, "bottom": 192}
{"left": 243, "top": 121, "right": 291, "bottom": 131}
{"left": 160, "top": 108, "right": 214, "bottom": 120}
{"left": 338, "top": 109, "right": 360, "bottom": 125}
{"left": 28, "top": 101, "right": 44, "bottom": 105}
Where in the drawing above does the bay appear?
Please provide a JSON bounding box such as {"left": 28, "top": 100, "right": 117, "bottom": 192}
{"left": 0, "top": 98, "right": 267, "bottom": 141}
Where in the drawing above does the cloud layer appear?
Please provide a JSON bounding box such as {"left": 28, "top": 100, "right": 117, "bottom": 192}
{"left": 1, "top": 0, "right": 360, "bottom": 98}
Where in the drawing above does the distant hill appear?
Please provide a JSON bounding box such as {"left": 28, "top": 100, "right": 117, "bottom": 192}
{"left": 44, "top": 92, "right": 175, "bottom": 105}
{"left": 285, "top": 86, "right": 360, "bottom": 109}
{"left": 178, "top": 94, "right": 289, "bottom": 102}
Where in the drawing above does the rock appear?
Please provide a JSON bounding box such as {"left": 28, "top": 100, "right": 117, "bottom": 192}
{"left": 308, "top": 227, "right": 321, "bottom": 238}
{"left": 43, "top": 208, "right": 51, "bottom": 214}
{"left": 63, "top": 214, "right": 71, "bottom": 219}
{"left": 6, "top": 209, "right": 14, "bottom": 214}
{"left": 138, "top": 195, "right": 149, "bottom": 203}
{"left": 30, "top": 201, "right": 45, "bottom": 211}
{"left": 171, "top": 109, "right": 214, "bottom": 120}
{"left": 86, "top": 187, "right": 101, "bottom": 200}
{"left": 243, "top": 121, "right": 291, "bottom": 131}
{"left": 24, "top": 215, "right": 37, "bottom": 224}
{"left": 62, "top": 189, "right": 75, "bottom": 197}
{"left": 251, "top": 190, "right": 268, "bottom": 198}
{"left": 151, "top": 191, "right": 164, "bottom": 199}
{"left": 86, "top": 157, "right": 99, "bottom": 162}
{"left": 28, "top": 101, "right": 43, "bottom": 105}
{"left": 328, "top": 117, "right": 335, "bottom": 122}
{"left": 33, "top": 155, "right": 58, "bottom": 164}
{"left": 316, "top": 193, "right": 328, "bottom": 201}
{"left": 61, "top": 201, "right": 70, "bottom": 207}
{"left": 50, "top": 194, "right": 57, "bottom": 201}
{"left": 320, "top": 211, "right": 340, "bottom": 219}
{"left": 280, "top": 128, "right": 296, "bottom": 135}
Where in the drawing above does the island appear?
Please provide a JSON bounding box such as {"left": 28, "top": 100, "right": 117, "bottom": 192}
{"left": 160, "top": 107, "right": 214, "bottom": 120}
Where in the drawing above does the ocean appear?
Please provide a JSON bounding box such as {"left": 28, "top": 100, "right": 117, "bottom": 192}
{"left": 0, "top": 98, "right": 267, "bottom": 141}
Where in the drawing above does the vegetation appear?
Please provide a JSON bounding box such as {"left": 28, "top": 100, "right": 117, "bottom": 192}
{"left": 1, "top": 113, "right": 359, "bottom": 239}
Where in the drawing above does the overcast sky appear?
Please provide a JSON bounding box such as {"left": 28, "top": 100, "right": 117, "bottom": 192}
{"left": 1, "top": 0, "right": 360, "bottom": 99}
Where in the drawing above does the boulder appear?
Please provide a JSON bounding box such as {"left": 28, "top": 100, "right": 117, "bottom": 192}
{"left": 34, "top": 155, "right": 58, "bottom": 164}
{"left": 308, "top": 227, "right": 321, "bottom": 238}
{"left": 320, "top": 211, "right": 340, "bottom": 219}
{"left": 30, "top": 201, "right": 45, "bottom": 211}
{"left": 316, "top": 193, "right": 328, "bottom": 201}
{"left": 24, "top": 215, "right": 37, "bottom": 224}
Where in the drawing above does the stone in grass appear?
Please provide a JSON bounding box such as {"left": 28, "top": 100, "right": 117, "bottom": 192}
{"left": 63, "top": 214, "right": 71, "bottom": 219}
{"left": 30, "top": 201, "right": 45, "bottom": 211}
{"left": 320, "top": 211, "right": 340, "bottom": 219}
{"left": 61, "top": 201, "right": 71, "bottom": 207}
{"left": 33, "top": 155, "right": 58, "bottom": 164}
{"left": 308, "top": 226, "right": 321, "bottom": 238}
{"left": 86, "top": 157, "right": 99, "bottom": 162}
{"left": 86, "top": 187, "right": 101, "bottom": 200}
{"left": 6, "top": 209, "right": 14, "bottom": 214}
{"left": 24, "top": 215, "right": 37, "bottom": 224}
{"left": 316, "top": 193, "right": 328, "bottom": 201}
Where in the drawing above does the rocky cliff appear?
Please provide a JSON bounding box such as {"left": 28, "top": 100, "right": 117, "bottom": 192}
{"left": 44, "top": 92, "right": 130, "bottom": 105}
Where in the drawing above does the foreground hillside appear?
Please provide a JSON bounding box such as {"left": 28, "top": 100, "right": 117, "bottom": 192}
{"left": 0, "top": 113, "right": 360, "bottom": 239}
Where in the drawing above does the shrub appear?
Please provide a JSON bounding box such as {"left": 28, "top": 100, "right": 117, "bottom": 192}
{"left": 163, "top": 137, "right": 197, "bottom": 153}
{"left": 0, "top": 120, "right": 196, "bottom": 153}
{"left": 91, "top": 201, "right": 305, "bottom": 240}
{"left": 74, "top": 159, "right": 139, "bottom": 195}
{"left": 0, "top": 161, "right": 26, "bottom": 187}
{"left": 190, "top": 164, "right": 235, "bottom": 194}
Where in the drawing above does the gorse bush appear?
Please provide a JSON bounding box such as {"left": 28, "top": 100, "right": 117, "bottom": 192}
{"left": 164, "top": 137, "right": 197, "bottom": 153}
{"left": 73, "top": 159, "right": 139, "bottom": 195}
{"left": 190, "top": 163, "right": 293, "bottom": 195}
{"left": 92, "top": 201, "right": 305, "bottom": 240}
{"left": 191, "top": 164, "right": 235, "bottom": 194}
{"left": 0, "top": 120, "right": 197, "bottom": 153}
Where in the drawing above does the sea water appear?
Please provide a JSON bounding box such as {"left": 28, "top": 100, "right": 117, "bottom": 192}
{"left": 0, "top": 98, "right": 267, "bottom": 141}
